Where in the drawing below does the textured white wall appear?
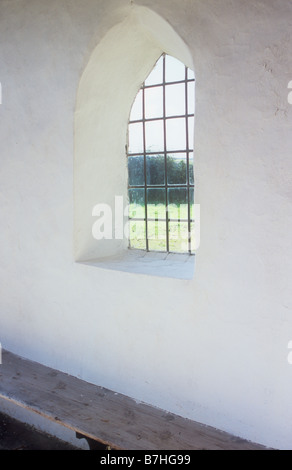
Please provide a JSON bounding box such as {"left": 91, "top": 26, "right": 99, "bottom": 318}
{"left": 0, "top": 0, "right": 291, "bottom": 449}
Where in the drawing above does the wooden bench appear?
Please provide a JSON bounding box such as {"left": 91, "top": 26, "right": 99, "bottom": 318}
{"left": 0, "top": 349, "right": 267, "bottom": 450}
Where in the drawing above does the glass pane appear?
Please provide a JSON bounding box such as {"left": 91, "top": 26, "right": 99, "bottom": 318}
{"left": 165, "top": 55, "right": 186, "bottom": 83}
{"left": 190, "top": 187, "right": 194, "bottom": 219}
{"left": 145, "top": 56, "right": 163, "bottom": 86}
{"left": 146, "top": 154, "right": 165, "bottom": 186}
{"left": 148, "top": 220, "right": 167, "bottom": 252}
{"left": 128, "top": 155, "right": 144, "bottom": 186}
{"left": 145, "top": 120, "right": 164, "bottom": 153}
{"left": 187, "top": 82, "right": 195, "bottom": 115}
{"left": 130, "top": 89, "right": 143, "bottom": 121}
{"left": 128, "top": 122, "right": 143, "bottom": 154}
{"left": 147, "top": 189, "right": 166, "bottom": 220}
{"left": 190, "top": 222, "right": 194, "bottom": 253}
{"left": 188, "top": 117, "right": 194, "bottom": 149}
{"left": 189, "top": 152, "right": 194, "bottom": 185}
{"left": 128, "top": 188, "right": 145, "bottom": 219}
{"left": 168, "top": 188, "right": 188, "bottom": 220}
{"left": 165, "top": 83, "right": 185, "bottom": 117}
{"left": 188, "top": 68, "right": 195, "bottom": 80}
{"left": 167, "top": 153, "right": 187, "bottom": 185}
{"left": 145, "top": 86, "right": 163, "bottom": 119}
{"left": 129, "top": 220, "right": 146, "bottom": 250}
{"left": 166, "top": 118, "right": 186, "bottom": 151}
{"left": 168, "top": 222, "right": 189, "bottom": 253}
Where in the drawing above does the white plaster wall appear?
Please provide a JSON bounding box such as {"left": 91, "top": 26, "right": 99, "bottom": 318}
{"left": 0, "top": 0, "right": 292, "bottom": 450}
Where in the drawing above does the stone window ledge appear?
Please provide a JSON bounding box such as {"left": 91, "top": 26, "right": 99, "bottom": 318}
{"left": 79, "top": 250, "right": 195, "bottom": 280}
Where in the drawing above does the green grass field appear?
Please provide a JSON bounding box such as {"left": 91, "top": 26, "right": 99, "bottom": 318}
{"left": 129, "top": 203, "right": 196, "bottom": 253}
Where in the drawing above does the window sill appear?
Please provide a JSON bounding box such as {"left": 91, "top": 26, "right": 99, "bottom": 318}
{"left": 79, "top": 250, "right": 195, "bottom": 280}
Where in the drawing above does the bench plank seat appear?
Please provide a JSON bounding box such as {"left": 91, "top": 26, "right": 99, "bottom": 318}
{"left": 0, "top": 350, "right": 266, "bottom": 450}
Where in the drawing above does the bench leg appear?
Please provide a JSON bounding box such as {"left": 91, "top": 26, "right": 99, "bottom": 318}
{"left": 75, "top": 432, "right": 111, "bottom": 450}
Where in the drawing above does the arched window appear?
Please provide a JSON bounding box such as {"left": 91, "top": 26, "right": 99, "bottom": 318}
{"left": 75, "top": 6, "right": 197, "bottom": 278}
{"left": 127, "top": 54, "right": 195, "bottom": 254}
